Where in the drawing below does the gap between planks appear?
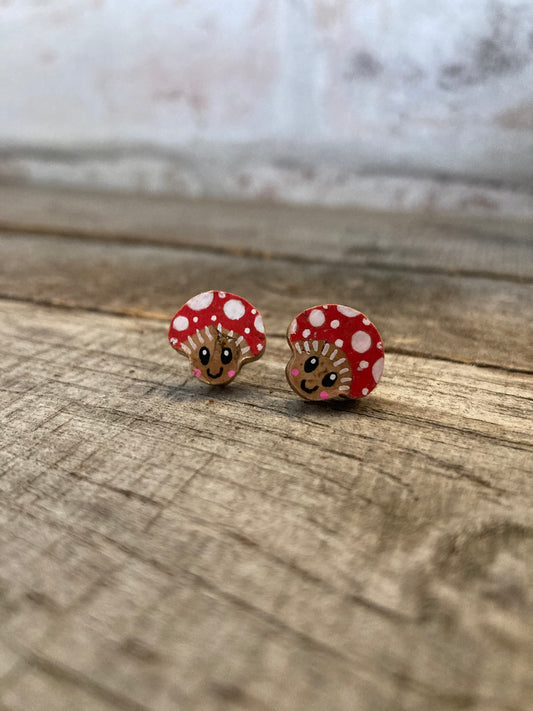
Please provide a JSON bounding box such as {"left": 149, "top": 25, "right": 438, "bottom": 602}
{"left": 1, "top": 230, "right": 533, "bottom": 371}
{"left": 1, "top": 293, "right": 532, "bottom": 377}
{"left": 1, "top": 183, "right": 533, "bottom": 282}
{"left": 1, "top": 224, "right": 531, "bottom": 285}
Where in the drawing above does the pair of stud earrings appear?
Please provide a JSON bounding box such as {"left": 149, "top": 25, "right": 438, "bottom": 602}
{"left": 168, "top": 290, "right": 384, "bottom": 402}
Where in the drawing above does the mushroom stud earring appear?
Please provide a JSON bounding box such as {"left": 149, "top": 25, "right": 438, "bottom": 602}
{"left": 168, "top": 290, "right": 266, "bottom": 386}
{"left": 285, "top": 305, "right": 384, "bottom": 401}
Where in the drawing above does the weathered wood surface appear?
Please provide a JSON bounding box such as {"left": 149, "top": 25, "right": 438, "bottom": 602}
{"left": 0, "top": 185, "right": 532, "bottom": 711}
{"left": 1, "top": 232, "right": 533, "bottom": 371}
{"left": 1, "top": 184, "right": 532, "bottom": 280}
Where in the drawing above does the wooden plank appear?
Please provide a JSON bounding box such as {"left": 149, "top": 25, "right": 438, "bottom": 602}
{"left": 1, "top": 232, "right": 532, "bottom": 371}
{"left": 0, "top": 184, "right": 532, "bottom": 280}
{"left": 0, "top": 299, "right": 532, "bottom": 711}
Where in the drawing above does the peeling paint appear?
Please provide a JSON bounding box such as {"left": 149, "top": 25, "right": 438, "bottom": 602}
{"left": 344, "top": 51, "right": 383, "bottom": 80}
{"left": 439, "top": 1, "right": 533, "bottom": 89}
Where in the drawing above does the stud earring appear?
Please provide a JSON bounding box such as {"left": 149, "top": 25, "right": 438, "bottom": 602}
{"left": 285, "top": 304, "right": 384, "bottom": 401}
{"left": 168, "top": 290, "right": 266, "bottom": 386}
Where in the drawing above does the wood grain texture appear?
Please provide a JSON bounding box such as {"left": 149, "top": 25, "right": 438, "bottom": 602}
{"left": 1, "top": 185, "right": 532, "bottom": 711}
{"left": 1, "top": 183, "right": 532, "bottom": 280}
{"left": 1, "top": 232, "right": 532, "bottom": 371}
{"left": 0, "top": 300, "right": 532, "bottom": 711}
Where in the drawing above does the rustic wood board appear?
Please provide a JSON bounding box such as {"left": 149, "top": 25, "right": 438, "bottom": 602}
{"left": 0, "top": 300, "right": 532, "bottom": 711}
{"left": 1, "top": 232, "right": 532, "bottom": 371}
{"left": 1, "top": 183, "right": 532, "bottom": 280}
{"left": 0, "top": 185, "right": 532, "bottom": 711}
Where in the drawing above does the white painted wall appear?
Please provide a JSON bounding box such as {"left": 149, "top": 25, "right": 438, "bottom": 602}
{"left": 1, "top": 0, "right": 533, "bottom": 216}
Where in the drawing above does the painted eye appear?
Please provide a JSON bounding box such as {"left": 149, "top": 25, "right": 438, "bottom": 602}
{"left": 199, "top": 347, "right": 210, "bottom": 365}
{"left": 304, "top": 356, "right": 319, "bottom": 373}
{"left": 221, "top": 347, "right": 232, "bottom": 365}
{"left": 322, "top": 372, "right": 337, "bottom": 387}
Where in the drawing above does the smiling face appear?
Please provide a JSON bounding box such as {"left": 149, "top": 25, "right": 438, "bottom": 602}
{"left": 184, "top": 325, "right": 249, "bottom": 385}
{"left": 285, "top": 340, "right": 353, "bottom": 401}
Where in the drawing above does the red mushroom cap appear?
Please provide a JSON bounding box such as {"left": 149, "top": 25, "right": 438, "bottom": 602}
{"left": 288, "top": 304, "right": 384, "bottom": 398}
{"left": 168, "top": 290, "right": 266, "bottom": 357}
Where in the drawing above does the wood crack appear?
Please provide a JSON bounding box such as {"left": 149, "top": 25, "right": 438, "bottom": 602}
{"left": 0, "top": 642, "right": 149, "bottom": 711}
{"left": 63, "top": 470, "right": 162, "bottom": 507}
{"left": 2, "top": 224, "right": 532, "bottom": 284}
{"left": 1, "top": 293, "right": 531, "bottom": 375}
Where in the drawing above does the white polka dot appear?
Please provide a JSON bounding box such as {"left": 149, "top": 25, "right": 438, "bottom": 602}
{"left": 377, "top": 342, "right": 383, "bottom": 350}
{"left": 362, "top": 388, "right": 369, "bottom": 396}
{"left": 309, "top": 309, "right": 325, "bottom": 327}
{"left": 187, "top": 291, "right": 214, "bottom": 311}
{"left": 251, "top": 309, "right": 256, "bottom": 315}
{"left": 223, "top": 299, "right": 245, "bottom": 320}
{"left": 218, "top": 291, "right": 226, "bottom": 299}
{"left": 372, "top": 357, "right": 384, "bottom": 383}
{"left": 169, "top": 337, "right": 178, "bottom": 345}
{"left": 362, "top": 317, "right": 370, "bottom": 325}
{"left": 338, "top": 305, "right": 360, "bottom": 317}
{"left": 193, "top": 316, "right": 198, "bottom": 323}
{"left": 335, "top": 339, "right": 343, "bottom": 348}
{"left": 351, "top": 330, "right": 372, "bottom": 353}
{"left": 256, "top": 343, "right": 263, "bottom": 351}
{"left": 172, "top": 315, "right": 189, "bottom": 331}
{"left": 302, "top": 329, "right": 311, "bottom": 338}
{"left": 254, "top": 314, "right": 265, "bottom": 333}
{"left": 289, "top": 319, "right": 298, "bottom": 334}
{"left": 359, "top": 360, "right": 369, "bottom": 369}
{"left": 330, "top": 319, "right": 340, "bottom": 329}
{"left": 244, "top": 327, "right": 250, "bottom": 334}
{"left": 211, "top": 315, "right": 217, "bottom": 321}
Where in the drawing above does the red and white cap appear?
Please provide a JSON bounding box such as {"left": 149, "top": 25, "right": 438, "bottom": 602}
{"left": 288, "top": 304, "right": 384, "bottom": 398}
{"left": 168, "top": 290, "right": 266, "bottom": 357}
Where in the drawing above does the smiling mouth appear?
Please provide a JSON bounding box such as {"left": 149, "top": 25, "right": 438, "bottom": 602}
{"left": 301, "top": 379, "right": 318, "bottom": 393}
{"left": 207, "top": 367, "right": 223, "bottom": 379}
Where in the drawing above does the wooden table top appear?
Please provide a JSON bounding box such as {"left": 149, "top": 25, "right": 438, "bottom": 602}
{"left": 1, "top": 184, "right": 532, "bottom": 711}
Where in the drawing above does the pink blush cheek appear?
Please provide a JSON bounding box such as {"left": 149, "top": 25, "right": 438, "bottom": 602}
{"left": 319, "top": 391, "right": 329, "bottom": 400}
{"left": 291, "top": 368, "right": 299, "bottom": 377}
{"left": 227, "top": 370, "right": 236, "bottom": 379}
{"left": 193, "top": 368, "right": 201, "bottom": 378}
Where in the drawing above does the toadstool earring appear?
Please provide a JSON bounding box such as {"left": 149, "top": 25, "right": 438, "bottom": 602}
{"left": 168, "top": 290, "right": 266, "bottom": 386}
{"left": 285, "top": 304, "right": 384, "bottom": 401}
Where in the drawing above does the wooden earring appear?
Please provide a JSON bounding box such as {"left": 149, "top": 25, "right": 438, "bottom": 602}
{"left": 285, "top": 305, "right": 384, "bottom": 401}
{"left": 168, "top": 291, "right": 266, "bottom": 386}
